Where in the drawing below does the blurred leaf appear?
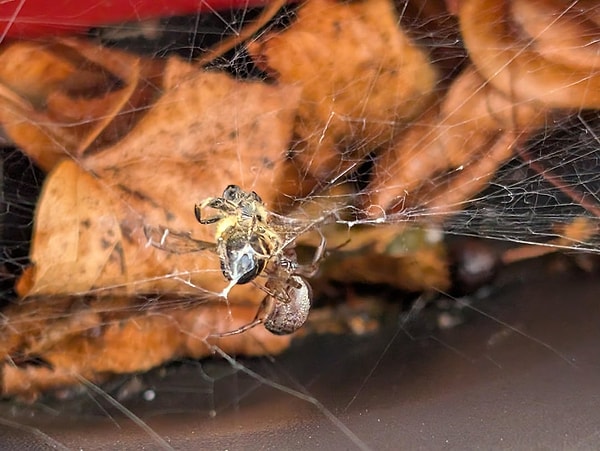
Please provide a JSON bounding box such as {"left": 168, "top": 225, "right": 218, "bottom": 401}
{"left": 248, "top": 0, "right": 437, "bottom": 182}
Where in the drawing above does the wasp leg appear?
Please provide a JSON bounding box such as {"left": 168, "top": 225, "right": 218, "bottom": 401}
{"left": 195, "top": 197, "right": 239, "bottom": 223}
{"left": 194, "top": 203, "right": 224, "bottom": 224}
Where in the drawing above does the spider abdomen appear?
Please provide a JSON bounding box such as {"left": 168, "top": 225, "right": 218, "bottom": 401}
{"left": 263, "top": 275, "right": 312, "bottom": 335}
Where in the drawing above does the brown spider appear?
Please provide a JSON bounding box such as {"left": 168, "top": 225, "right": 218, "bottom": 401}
{"left": 145, "top": 185, "right": 326, "bottom": 335}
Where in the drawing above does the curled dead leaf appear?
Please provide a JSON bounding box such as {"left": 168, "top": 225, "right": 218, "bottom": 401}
{"left": 367, "top": 66, "right": 547, "bottom": 214}
{"left": 0, "top": 39, "right": 164, "bottom": 171}
{"left": 2, "top": 0, "right": 593, "bottom": 399}
{"left": 17, "top": 55, "right": 301, "bottom": 301}
{"left": 248, "top": 0, "right": 437, "bottom": 183}
{"left": 459, "top": 0, "right": 600, "bottom": 108}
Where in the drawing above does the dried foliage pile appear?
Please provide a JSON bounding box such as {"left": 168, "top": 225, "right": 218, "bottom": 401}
{"left": 0, "top": 0, "right": 597, "bottom": 399}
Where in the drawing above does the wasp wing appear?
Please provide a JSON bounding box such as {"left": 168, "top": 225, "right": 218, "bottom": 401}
{"left": 144, "top": 225, "right": 215, "bottom": 254}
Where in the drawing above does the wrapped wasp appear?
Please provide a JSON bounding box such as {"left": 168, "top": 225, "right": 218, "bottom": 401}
{"left": 145, "top": 185, "right": 325, "bottom": 335}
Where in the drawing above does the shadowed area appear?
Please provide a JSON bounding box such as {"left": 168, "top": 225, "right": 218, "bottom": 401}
{"left": 1, "top": 259, "right": 599, "bottom": 449}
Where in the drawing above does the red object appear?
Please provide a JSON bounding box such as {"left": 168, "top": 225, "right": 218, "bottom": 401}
{"left": 0, "top": 0, "right": 274, "bottom": 38}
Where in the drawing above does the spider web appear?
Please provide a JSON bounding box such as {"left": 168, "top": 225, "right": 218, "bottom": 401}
{"left": 0, "top": 1, "right": 600, "bottom": 449}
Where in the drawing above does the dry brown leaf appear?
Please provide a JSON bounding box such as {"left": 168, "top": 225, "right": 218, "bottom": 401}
{"left": 311, "top": 224, "right": 450, "bottom": 292}
{"left": 24, "top": 159, "right": 124, "bottom": 295}
{"left": 84, "top": 57, "right": 299, "bottom": 189}
{"left": 0, "top": 3, "right": 452, "bottom": 397}
{"left": 0, "top": 294, "right": 291, "bottom": 399}
{"left": 0, "top": 40, "right": 163, "bottom": 171}
{"left": 367, "top": 66, "right": 547, "bottom": 215}
{"left": 21, "top": 56, "right": 301, "bottom": 301}
{"left": 366, "top": 0, "right": 600, "bottom": 217}
{"left": 248, "top": 0, "right": 437, "bottom": 182}
{"left": 0, "top": 36, "right": 304, "bottom": 396}
{"left": 460, "top": 0, "right": 600, "bottom": 109}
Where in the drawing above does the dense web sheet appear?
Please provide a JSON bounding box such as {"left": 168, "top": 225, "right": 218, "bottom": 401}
{"left": 0, "top": 1, "right": 599, "bottom": 449}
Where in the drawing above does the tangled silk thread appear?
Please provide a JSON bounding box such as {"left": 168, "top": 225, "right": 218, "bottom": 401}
{"left": 367, "top": 0, "right": 600, "bottom": 216}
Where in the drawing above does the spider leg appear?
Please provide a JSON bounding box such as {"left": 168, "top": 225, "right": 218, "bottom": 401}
{"left": 295, "top": 229, "right": 327, "bottom": 278}
{"left": 279, "top": 276, "right": 303, "bottom": 291}
{"left": 254, "top": 275, "right": 291, "bottom": 303}
{"left": 210, "top": 295, "right": 274, "bottom": 337}
{"left": 210, "top": 318, "right": 263, "bottom": 337}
